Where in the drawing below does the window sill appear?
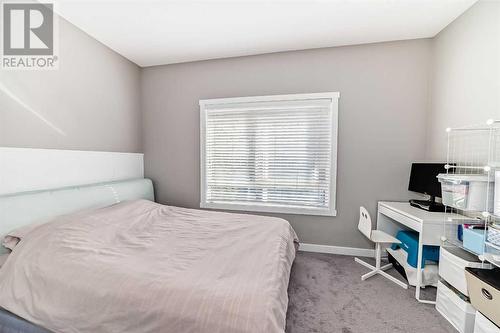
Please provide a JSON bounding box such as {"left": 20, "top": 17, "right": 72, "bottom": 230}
{"left": 200, "top": 202, "right": 337, "bottom": 217}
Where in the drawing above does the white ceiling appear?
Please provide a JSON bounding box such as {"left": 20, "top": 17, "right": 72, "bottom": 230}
{"left": 56, "top": 0, "right": 477, "bottom": 67}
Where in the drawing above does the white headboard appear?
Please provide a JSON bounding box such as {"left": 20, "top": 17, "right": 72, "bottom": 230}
{"left": 0, "top": 178, "right": 154, "bottom": 255}
{"left": 0, "top": 147, "right": 144, "bottom": 195}
{"left": 0, "top": 147, "right": 150, "bottom": 254}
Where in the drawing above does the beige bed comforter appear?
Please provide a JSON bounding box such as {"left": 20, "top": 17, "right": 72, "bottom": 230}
{"left": 0, "top": 200, "right": 298, "bottom": 333}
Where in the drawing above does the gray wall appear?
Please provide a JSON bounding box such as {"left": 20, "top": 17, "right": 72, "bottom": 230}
{"left": 141, "top": 39, "right": 432, "bottom": 248}
{"left": 7, "top": 4, "right": 493, "bottom": 248}
{"left": 0, "top": 16, "right": 142, "bottom": 153}
{"left": 426, "top": 0, "right": 500, "bottom": 160}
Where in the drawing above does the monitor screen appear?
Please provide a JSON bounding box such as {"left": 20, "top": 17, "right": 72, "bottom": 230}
{"left": 408, "top": 163, "right": 446, "bottom": 198}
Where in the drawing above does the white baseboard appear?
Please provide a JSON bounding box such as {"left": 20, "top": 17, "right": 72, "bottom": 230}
{"left": 299, "top": 243, "right": 375, "bottom": 258}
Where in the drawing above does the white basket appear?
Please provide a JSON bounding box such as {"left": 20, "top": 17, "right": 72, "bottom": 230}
{"left": 487, "top": 225, "right": 500, "bottom": 247}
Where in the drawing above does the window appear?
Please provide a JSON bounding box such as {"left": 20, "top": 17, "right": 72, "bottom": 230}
{"left": 200, "top": 92, "right": 339, "bottom": 216}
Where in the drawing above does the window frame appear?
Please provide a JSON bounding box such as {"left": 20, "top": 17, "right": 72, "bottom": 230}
{"left": 199, "top": 92, "right": 339, "bottom": 217}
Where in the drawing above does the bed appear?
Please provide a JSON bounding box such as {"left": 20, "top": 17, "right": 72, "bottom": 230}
{"left": 0, "top": 178, "right": 298, "bottom": 333}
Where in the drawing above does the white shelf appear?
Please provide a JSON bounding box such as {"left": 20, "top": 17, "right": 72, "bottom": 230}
{"left": 442, "top": 238, "right": 500, "bottom": 268}
{"left": 442, "top": 236, "right": 480, "bottom": 254}
{"left": 480, "top": 253, "right": 500, "bottom": 268}
{"left": 445, "top": 217, "right": 483, "bottom": 225}
{"left": 442, "top": 119, "right": 500, "bottom": 268}
{"left": 485, "top": 241, "right": 500, "bottom": 251}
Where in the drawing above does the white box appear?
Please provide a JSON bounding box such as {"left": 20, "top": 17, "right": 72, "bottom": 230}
{"left": 438, "top": 174, "right": 494, "bottom": 212}
{"left": 439, "top": 246, "right": 492, "bottom": 296}
{"left": 474, "top": 311, "right": 500, "bottom": 333}
{"left": 436, "top": 281, "right": 476, "bottom": 333}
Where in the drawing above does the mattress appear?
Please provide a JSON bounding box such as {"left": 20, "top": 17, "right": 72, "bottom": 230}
{"left": 0, "top": 200, "right": 298, "bottom": 333}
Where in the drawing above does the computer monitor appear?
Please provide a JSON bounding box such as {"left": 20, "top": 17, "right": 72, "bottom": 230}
{"left": 408, "top": 163, "right": 447, "bottom": 211}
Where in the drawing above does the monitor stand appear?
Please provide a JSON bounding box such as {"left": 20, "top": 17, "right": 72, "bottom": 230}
{"left": 409, "top": 196, "right": 445, "bottom": 212}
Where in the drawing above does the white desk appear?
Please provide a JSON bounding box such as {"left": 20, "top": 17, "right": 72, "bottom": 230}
{"left": 377, "top": 201, "right": 462, "bottom": 304}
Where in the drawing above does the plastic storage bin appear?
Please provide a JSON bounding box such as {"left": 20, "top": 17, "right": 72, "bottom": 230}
{"left": 465, "top": 267, "right": 500, "bottom": 327}
{"left": 474, "top": 311, "right": 500, "bottom": 333}
{"left": 436, "top": 280, "right": 477, "bottom": 333}
{"left": 437, "top": 174, "right": 494, "bottom": 212}
{"left": 439, "top": 246, "right": 492, "bottom": 296}
{"left": 463, "top": 228, "right": 487, "bottom": 255}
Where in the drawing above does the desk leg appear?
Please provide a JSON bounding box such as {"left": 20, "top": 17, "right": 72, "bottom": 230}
{"left": 376, "top": 211, "right": 402, "bottom": 259}
{"left": 415, "top": 240, "right": 423, "bottom": 301}
{"left": 415, "top": 235, "right": 436, "bottom": 305}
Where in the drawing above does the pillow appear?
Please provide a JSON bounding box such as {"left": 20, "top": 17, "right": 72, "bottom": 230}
{"left": 2, "top": 223, "right": 42, "bottom": 251}
{"left": 2, "top": 235, "right": 18, "bottom": 251}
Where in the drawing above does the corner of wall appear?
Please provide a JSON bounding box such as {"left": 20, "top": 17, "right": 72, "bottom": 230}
{"left": 422, "top": 0, "right": 500, "bottom": 161}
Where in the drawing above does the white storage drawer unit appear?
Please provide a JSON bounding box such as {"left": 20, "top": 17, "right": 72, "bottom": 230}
{"left": 437, "top": 174, "right": 494, "bottom": 212}
{"left": 436, "top": 281, "right": 476, "bottom": 333}
{"left": 474, "top": 311, "right": 500, "bottom": 333}
{"left": 439, "top": 246, "right": 492, "bottom": 296}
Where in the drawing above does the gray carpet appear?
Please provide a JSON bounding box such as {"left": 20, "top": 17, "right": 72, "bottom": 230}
{"left": 286, "top": 252, "right": 455, "bottom": 333}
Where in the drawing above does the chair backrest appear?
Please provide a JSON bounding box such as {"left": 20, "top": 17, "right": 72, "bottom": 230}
{"left": 358, "top": 206, "right": 373, "bottom": 240}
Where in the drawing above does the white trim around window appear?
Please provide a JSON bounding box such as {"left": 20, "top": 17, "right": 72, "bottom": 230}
{"left": 200, "top": 92, "right": 339, "bottom": 216}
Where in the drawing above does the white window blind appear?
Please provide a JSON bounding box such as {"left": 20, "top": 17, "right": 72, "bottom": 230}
{"left": 200, "top": 93, "right": 339, "bottom": 216}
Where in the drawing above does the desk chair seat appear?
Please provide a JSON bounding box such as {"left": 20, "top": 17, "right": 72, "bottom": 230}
{"left": 354, "top": 206, "right": 408, "bottom": 289}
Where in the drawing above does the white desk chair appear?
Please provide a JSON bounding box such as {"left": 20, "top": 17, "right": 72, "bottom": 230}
{"left": 354, "top": 207, "right": 408, "bottom": 289}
